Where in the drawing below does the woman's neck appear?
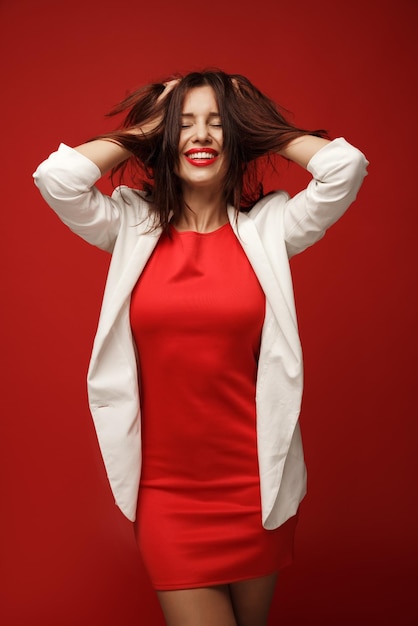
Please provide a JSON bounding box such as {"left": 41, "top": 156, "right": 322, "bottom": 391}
{"left": 174, "top": 187, "right": 228, "bottom": 233}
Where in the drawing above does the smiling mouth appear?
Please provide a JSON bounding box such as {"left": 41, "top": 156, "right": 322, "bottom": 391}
{"left": 184, "top": 149, "right": 219, "bottom": 167}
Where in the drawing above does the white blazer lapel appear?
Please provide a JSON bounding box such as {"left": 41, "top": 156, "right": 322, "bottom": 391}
{"left": 93, "top": 227, "right": 162, "bottom": 348}
{"left": 228, "top": 207, "right": 301, "bottom": 364}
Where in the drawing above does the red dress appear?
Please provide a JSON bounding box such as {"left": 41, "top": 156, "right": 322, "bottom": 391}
{"left": 129, "top": 223, "right": 297, "bottom": 590}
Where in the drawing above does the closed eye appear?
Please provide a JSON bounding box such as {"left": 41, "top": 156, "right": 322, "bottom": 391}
{"left": 181, "top": 112, "right": 222, "bottom": 126}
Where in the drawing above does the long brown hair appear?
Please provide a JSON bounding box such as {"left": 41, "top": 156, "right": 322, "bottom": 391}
{"left": 92, "top": 69, "right": 327, "bottom": 231}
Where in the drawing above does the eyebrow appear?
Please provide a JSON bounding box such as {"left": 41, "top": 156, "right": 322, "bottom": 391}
{"left": 181, "top": 112, "right": 221, "bottom": 118}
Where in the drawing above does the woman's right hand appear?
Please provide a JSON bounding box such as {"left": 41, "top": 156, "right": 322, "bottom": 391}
{"left": 73, "top": 79, "right": 180, "bottom": 175}
{"left": 160, "top": 78, "right": 180, "bottom": 97}
{"left": 74, "top": 78, "right": 179, "bottom": 175}
{"left": 126, "top": 78, "right": 180, "bottom": 137}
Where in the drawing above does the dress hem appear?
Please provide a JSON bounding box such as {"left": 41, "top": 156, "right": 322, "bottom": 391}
{"left": 153, "top": 559, "right": 294, "bottom": 591}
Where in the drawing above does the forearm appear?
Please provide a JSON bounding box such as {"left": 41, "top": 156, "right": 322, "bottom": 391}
{"left": 282, "top": 138, "right": 369, "bottom": 257}
{"left": 279, "top": 135, "right": 331, "bottom": 169}
{"left": 74, "top": 139, "right": 131, "bottom": 176}
{"left": 33, "top": 143, "right": 122, "bottom": 252}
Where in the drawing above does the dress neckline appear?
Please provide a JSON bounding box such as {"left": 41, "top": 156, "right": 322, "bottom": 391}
{"left": 169, "top": 222, "right": 231, "bottom": 237}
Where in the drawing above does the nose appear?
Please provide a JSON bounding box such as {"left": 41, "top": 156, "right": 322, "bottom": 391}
{"left": 193, "top": 120, "right": 211, "bottom": 144}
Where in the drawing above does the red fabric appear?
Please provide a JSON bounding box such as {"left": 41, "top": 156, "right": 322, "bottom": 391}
{"left": 130, "top": 223, "right": 297, "bottom": 590}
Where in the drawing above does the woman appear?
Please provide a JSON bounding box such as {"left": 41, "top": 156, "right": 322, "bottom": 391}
{"left": 33, "top": 70, "right": 368, "bottom": 626}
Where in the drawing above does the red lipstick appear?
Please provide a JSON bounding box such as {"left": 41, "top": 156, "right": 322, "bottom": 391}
{"left": 184, "top": 148, "right": 219, "bottom": 167}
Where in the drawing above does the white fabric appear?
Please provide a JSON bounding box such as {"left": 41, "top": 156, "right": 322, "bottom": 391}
{"left": 33, "top": 138, "right": 368, "bottom": 527}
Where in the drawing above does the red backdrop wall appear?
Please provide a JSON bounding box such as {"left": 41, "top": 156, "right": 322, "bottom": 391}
{"left": 1, "top": 0, "right": 417, "bottom": 624}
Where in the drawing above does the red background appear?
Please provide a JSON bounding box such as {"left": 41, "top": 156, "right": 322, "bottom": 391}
{"left": 1, "top": 0, "right": 417, "bottom": 624}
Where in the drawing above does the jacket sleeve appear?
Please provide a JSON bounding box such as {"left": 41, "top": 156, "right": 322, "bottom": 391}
{"left": 283, "top": 138, "right": 369, "bottom": 258}
{"left": 33, "top": 143, "right": 122, "bottom": 253}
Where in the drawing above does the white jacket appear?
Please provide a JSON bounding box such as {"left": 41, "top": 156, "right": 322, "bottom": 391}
{"left": 33, "top": 138, "right": 368, "bottom": 528}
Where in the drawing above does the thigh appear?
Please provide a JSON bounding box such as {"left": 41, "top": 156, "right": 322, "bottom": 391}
{"left": 157, "top": 585, "right": 238, "bottom": 626}
{"left": 229, "top": 572, "right": 278, "bottom": 626}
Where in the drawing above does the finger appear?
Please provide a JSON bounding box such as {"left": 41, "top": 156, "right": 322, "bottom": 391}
{"left": 156, "top": 78, "right": 179, "bottom": 104}
{"left": 231, "top": 77, "right": 240, "bottom": 93}
{"left": 162, "top": 78, "right": 180, "bottom": 93}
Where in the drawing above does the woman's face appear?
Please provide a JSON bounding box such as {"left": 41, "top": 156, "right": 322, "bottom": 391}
{"left": 176, "top": 85, "right": 227, "bottom": 192}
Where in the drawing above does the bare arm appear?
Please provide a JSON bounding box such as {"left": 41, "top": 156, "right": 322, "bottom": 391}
{"left": 73, "top": 139, "right": 130, "bottom": 175}
{"left": 279, "top": 135, "right": 331, "bottom": 169}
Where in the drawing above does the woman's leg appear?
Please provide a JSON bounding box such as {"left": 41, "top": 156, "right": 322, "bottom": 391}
{"left": 229, "top": 572, "right": 278, "bottom": 626}
{"left": 157, "top": 585, "right": 238, "bottom": 626}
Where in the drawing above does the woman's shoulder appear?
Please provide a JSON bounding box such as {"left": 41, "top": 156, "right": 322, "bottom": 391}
{"left": 246, "top": 190, "right": 290, "bottom": 220}
{"left": 111, "top": 186, "right": 154, "bottom": 222}
{"left": 111, "top": 185, "right": 149, "bottom": 206}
